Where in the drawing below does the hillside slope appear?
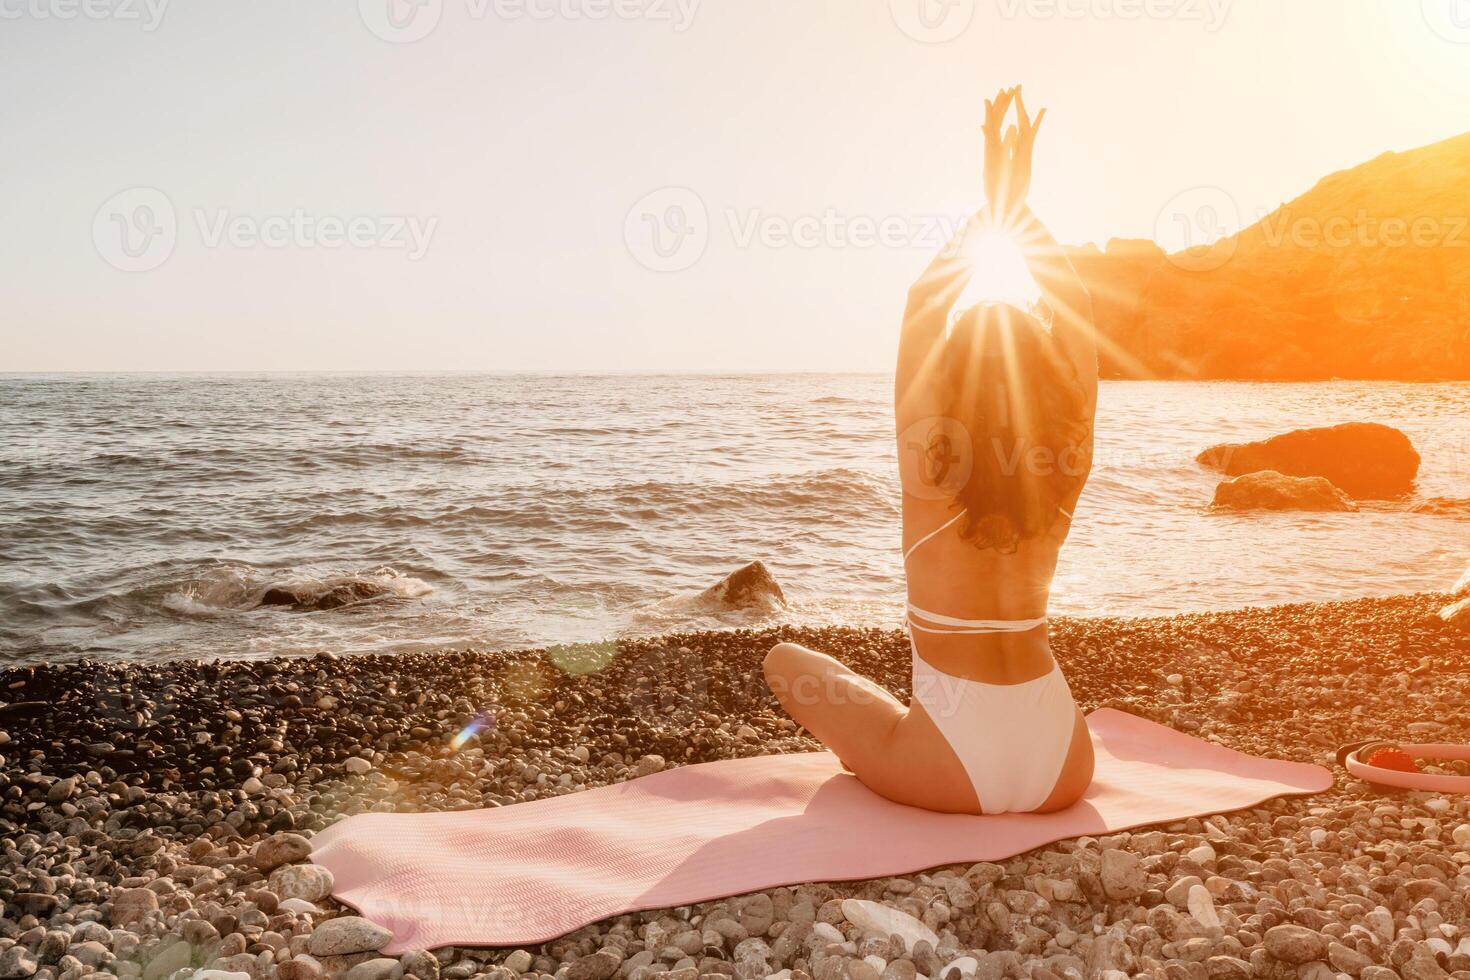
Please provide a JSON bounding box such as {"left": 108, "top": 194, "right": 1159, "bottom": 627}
{"left": 1069, "top": 132, "right": 1470, "bottom": 380}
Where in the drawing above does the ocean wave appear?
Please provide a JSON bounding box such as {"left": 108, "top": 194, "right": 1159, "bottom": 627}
{"left": 1409, "top": 497, "right": 1470, "bottom": 518}
{"left": 248, "top": 469, "right": 899, "bottom": 536}
{"left": 82, "top": 443, "right": 483, "bottom": 472}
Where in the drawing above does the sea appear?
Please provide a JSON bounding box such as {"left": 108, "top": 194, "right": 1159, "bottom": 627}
{"left": 2, "top": 374, "right": 1466, "bottom": 664}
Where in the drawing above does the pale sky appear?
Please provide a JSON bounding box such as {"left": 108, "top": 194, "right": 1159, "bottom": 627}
{"left": 4, "top": 0, "right": 1469, "bottom": 372}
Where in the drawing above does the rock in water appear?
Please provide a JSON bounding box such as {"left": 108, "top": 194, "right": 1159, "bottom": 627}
{"left": 1197, "top": 422, "right": 1419, "bottom": 499}
{"left": 1211, "top": 471, "right": 1357, "bottom": 512}
{"left": 695, "top": 561, "right": 787, "bottom": 611}
{"left": 840, "top": 899, "right": 938, "bottom": 953}
{"left": 259, "top": 580, "right": 393, "bottom": 611}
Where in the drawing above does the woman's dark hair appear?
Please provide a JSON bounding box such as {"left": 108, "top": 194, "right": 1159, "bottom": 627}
{"left": 940, "top": 302, "right": 1090, "bottom": 552}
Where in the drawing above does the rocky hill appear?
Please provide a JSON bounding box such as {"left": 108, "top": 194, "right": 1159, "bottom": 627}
{"left": 1068, "top": 131, "right": 1470, "bottom": 380}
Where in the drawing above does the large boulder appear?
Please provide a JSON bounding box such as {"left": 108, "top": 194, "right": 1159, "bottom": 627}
{"left": 1211, "top": 471, "right": 1356, "bottom": 512}
{"left": 695, "top": 561, "right": 787, "bottom": 611}
{"left": 1197, "top": 422, "right": 1419, "bottom": 499}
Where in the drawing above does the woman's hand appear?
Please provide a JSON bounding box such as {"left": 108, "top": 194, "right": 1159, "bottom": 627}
{"left": 982, "top": 88, "right": 1016, "bottom": 212}
{"left": 983, "top": 86, "right": 1045, "bottom": 219}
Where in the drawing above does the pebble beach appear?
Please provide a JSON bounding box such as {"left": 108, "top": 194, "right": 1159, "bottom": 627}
{"left": 4, "top": 591, "right": 1470, "bottom": 980}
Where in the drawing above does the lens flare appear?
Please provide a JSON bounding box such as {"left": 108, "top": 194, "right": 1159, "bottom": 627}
{"left": 450, "top": 711, "right": 493, "bottom": 751}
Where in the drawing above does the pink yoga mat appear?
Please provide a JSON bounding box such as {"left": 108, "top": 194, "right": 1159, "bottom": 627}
{"left": 311, "top": 708, "right": 1330, "bottom": 952}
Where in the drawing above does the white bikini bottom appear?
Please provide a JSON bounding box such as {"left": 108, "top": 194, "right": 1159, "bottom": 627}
{"left": 909, "top": 642, "right": 1077, "bottom": 814}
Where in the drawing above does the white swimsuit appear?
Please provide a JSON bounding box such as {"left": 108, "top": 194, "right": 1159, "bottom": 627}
{"left": 903, "top": 509, "right": 1078, "bottom": 814}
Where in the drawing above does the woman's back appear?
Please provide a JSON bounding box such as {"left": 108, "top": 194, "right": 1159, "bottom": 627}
{"left": 763, "top": 85, "right": 1098, "bottom": 815}
{"left": 902, "top": 500, "right": 1069, "bottom": 683}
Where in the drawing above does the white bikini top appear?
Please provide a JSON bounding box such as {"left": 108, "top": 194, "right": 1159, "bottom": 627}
{"left": 902, "top": 506, "right": 1071, "bottom": 635}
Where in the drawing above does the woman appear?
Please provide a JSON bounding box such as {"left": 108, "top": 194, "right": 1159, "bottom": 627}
{"left": 764, "top": 87, "right": 1098, "bottom": 814}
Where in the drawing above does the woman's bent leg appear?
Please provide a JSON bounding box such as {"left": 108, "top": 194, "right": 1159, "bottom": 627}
{"left": 762, "top": 642, "right": 905, "bottom": 769}
{"left": 763, "top": 642, "right": 981, "bottom": 813}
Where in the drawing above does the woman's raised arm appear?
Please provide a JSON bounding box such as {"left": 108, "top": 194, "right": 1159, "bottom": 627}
{"left": 895, "top": 216, "right": 978, "bottom": 424}
{"left": 899, "top": 88, "right": 1097, "bottom": 422}
{"left": 999, "top": 87, "right": 1097, "bottom": 416}
{"left": 1013, "top": 206, "right": 1097, "bottom": 416}
{"left": 897, "top": 89, "right": 1020, "bottom": 424}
